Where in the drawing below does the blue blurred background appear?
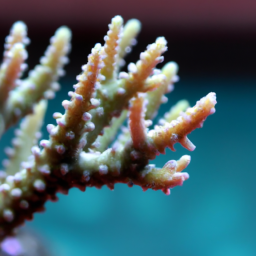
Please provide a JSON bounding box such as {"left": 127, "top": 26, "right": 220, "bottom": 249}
{"left": 0, "top": 0, "right": 256, "bottom": 255}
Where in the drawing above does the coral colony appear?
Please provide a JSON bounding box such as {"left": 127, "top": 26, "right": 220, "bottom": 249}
{"left": 0, "top": 16, "right": 216, "bottom": 240}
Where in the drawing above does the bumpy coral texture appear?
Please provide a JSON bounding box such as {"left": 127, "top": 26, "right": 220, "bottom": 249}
{"left": 0, "top": 16, "right": 216, "bottom": 240}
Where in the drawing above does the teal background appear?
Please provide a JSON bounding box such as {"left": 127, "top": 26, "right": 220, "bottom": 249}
{"left": 2, "top": 74, "right": 255, "bottom": 256}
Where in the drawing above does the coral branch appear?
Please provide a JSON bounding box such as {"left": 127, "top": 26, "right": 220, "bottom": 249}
{"left": 3, "top": 100, "right": 47, "bottom": 175}
{"left": 159, "top": 100, "right": 190, "bottom": 125}
{"left": 127, "top": 37, "right": 167, "bottom": 86}
{"left": 100, "top": 15, "right": 123, "bottom": 82}
{"left": 117, "top": 19, "right": 141, "bottom": 68}
{"left": 129, "top": 94, "right": 147, "bottom": 149}
{"left": 2, "top": 21, "right": 29, "bottom": 59}
{"left": 78, "top": 93, "right": 216, "bottom": 193}
{"left": 84, "top": 37, "right": 167, "bottom": 150}
{"left": 1, "top": 26, "right": 71, "bottom": 133}
{"left": 0, "top": 16, "right": 217, "bottom": 241}
{"left": 145, "top": 62, "right": 178, "bottom": 119}
{"left": 0, "top": 43, "right": 27, "bottom": 109}
{"left": 94, "top": 110, "right": 127, "bottom": 152}
{"left": 43, "top": 43, "right": 104, "bottom": 164}
{"left": 148, "top": 93, "right": 216, "bottom": 153}
{"left": 139, "top": 155, "right": 191, "bottom": 194}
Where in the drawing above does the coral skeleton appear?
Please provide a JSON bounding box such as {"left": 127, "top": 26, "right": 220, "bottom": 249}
{"left": 0, "top": 16, "right": 216, "bottom": 240}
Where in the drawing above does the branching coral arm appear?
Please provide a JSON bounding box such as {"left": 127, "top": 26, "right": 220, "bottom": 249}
{"left": 0, "top": 16, "right": 217, "bottom": 242}
{"left": 1, "top": 27, "right": 71, "bottom": 133}
{"left": 145, "top": 62, "right": 178, "bottom": 119}
{"left": 2, "top": 100, "right": 47, "bottom": 176}
{"left": 77, "top": 93, "right": 216, "bottom": 192}
{"left": 129, "top": 94, "right": 147, "bottom": 149}
{"left": 84, "top": 37, "right": 167, "bottom": 151}
{"left": 148, "top": 92, "right": 216, "bottom": 153}
{"left": 110, "top": 61, "right": 179, "bottom": 151}
{"left": 0, "top": 44, "right": 103, "bottom": 240}
{"left": 2, "top": 21, "right": 29, "bottom": 59}
{"left": 0, "top": 21, "right": 29, "bottom": 110}
{"left": 84, "top": 17, "right": 140, "bottom": 151}
{"left": 93, "top": 110, "right": 128, "bottom": 152}
{"left": 42, "top": 43, "right": 104, "bottom": 165}
{"left": 100, "top": 16, "right": 123, "bottom": 82}
{"left": 117, "top": 18, "right": 141, "bottom": 69}
{"left": 0, "top": 43, "right": 27, "bottom": 109}
{"left": 0, "top": 22, "right": 29, "bottom": 136}
{"left": 139, "top": 155, "right": 191, "bottom": 195}
{"left": 158, "top": 100, "right": 190, "bottom": 125}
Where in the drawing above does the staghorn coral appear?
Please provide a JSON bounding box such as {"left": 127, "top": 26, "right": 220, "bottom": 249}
{"left": 0, "top": 15, "right": 216, "bottom": 240}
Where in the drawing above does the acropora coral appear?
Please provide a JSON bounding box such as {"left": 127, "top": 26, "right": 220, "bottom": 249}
{"left": 0, "top": 15, "right": 216, "bottom": 240}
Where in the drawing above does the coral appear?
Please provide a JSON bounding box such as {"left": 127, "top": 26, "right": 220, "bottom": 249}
{"left": 0, "top": 16, "right": 216, "bottom": 240}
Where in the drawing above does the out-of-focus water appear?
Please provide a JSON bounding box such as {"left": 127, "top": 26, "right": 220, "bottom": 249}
{"left": 1, "top": 75, "right": 256, "bottom": 256}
